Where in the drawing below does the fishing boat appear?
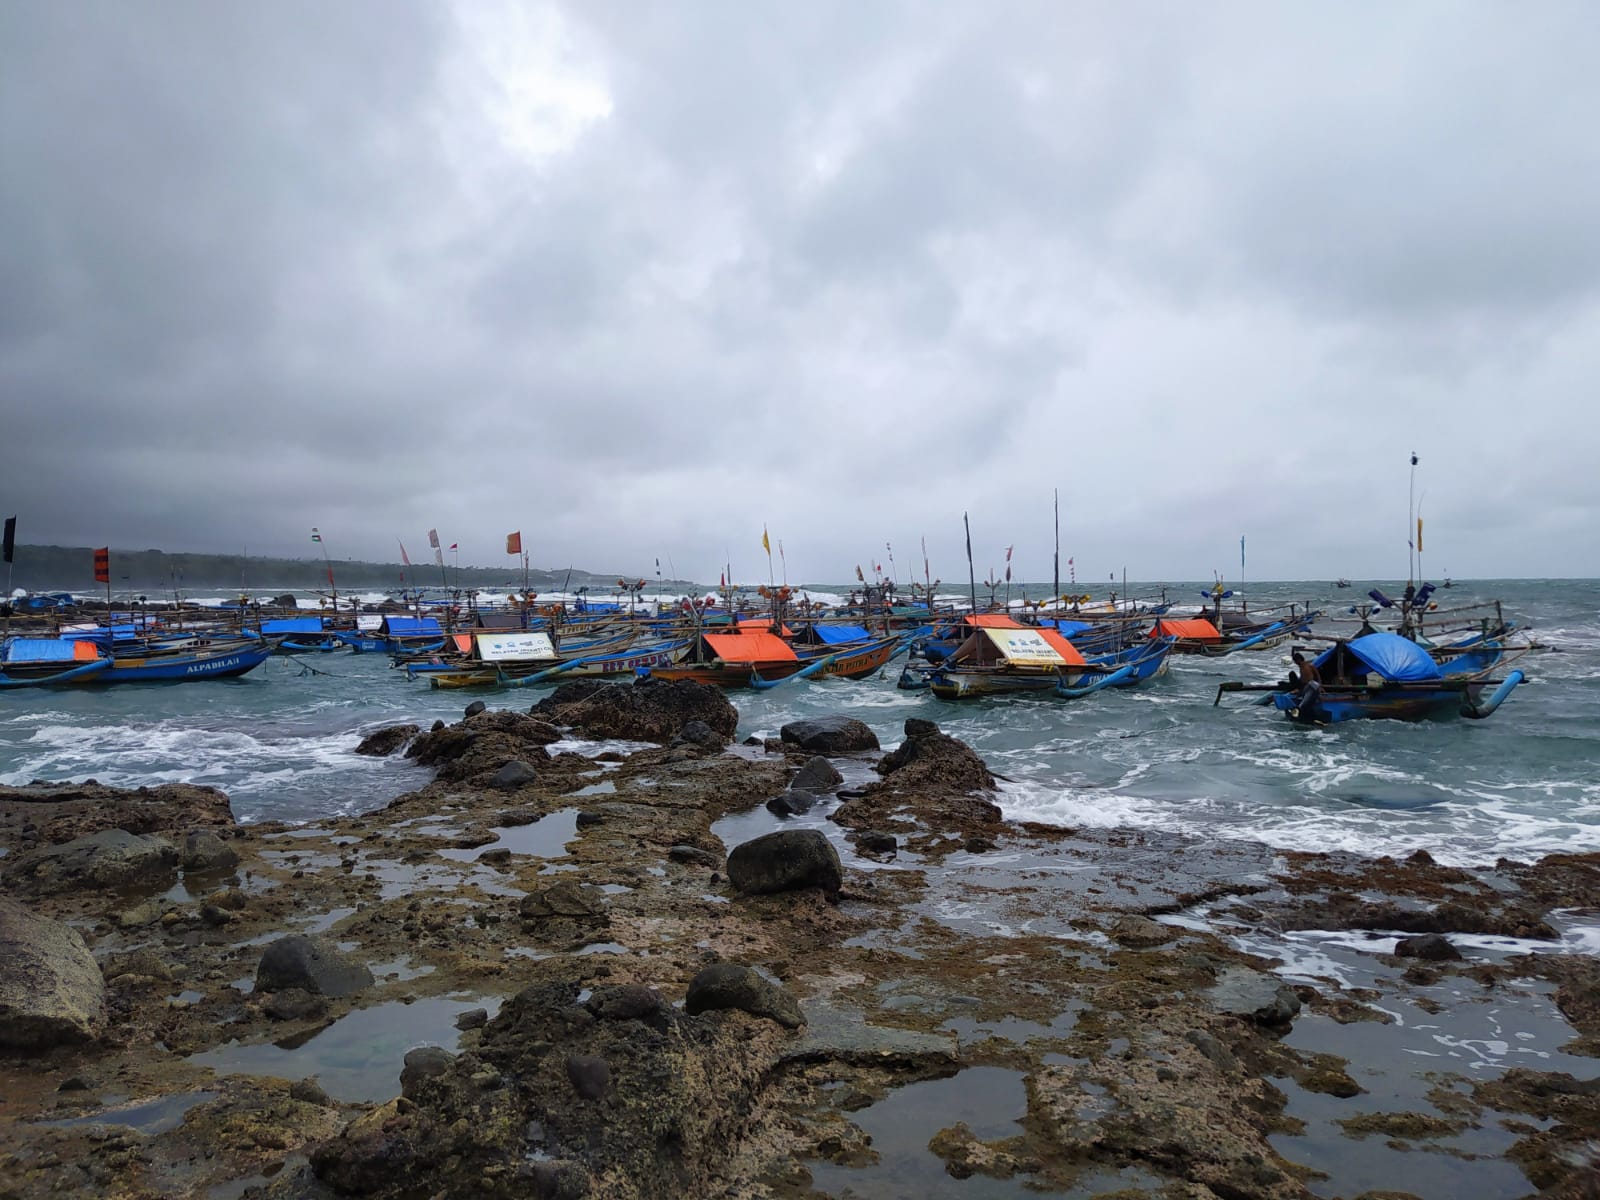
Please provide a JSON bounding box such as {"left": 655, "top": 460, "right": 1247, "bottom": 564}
{"left": 644, "top": 628, "right": 806, "bottom": 688}
{"left": 413, "top": 629, "right": 690, "bottom": 689}
{"left": 99, "top": 635, "right": 274, "bottom": 682}
{"left": 0, "top": 638, "right": 112, "bottom": 688}
{"left": 920, "top": 616, "right": 1090, "bottom": 699}
{"left": 751, "top": 634, "right": 906, "bottom": 688}
{"left": 260, "top": 617, "right": 342, "bottom": 653}
{"left": 339, "top": 615, "right": 446, "bottom": 655}
{"left": 1214, "top": 632, "right": 1524, "bottom": 723}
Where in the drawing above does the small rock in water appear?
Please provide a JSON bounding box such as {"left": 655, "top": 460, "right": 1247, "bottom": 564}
{"left": 464, "top": 701, "right": 488, "bottom": 718}
{"left": 779, "top": 717, "right": 880, "bottom": 754}
{"left": 765, "top": 790, "right": 821, "bottom": 818}
{"left": 1395, "top": 933, "right": 1463, "bottom": 961}
{"left": 726, "top": 830, "right": 842, "bottom": 897}
{"left": 400, "top": 1046, "right": 455, "bottom": 1099}
{"left": 575, "top": 811, "right": 605, "bottom": 828}
{"left": 790, "top": 756, "right": 843, "bottom": 792}
{"left": 254, "top": 935, "right": 374, "bottom": 998}
{"left": 454, "top": 1007, "right": 489, "bottom": 1031}
{"left": 855, "top": 831, "right": 897, "bottom": 855}
{"left": 1210, "top": 966, "right": 1301, "bottom": 1026}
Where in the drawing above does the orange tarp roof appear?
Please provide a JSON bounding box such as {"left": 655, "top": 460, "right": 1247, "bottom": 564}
{"left": 453, "top": 634, "right": 473, "bottom": 653}
{"left": 737, "top": 619, "right": 794, "bottom": 635}
{"left": 1153, "top": 618, "right": 1222, "bottom": 641}
{"left": 964, "top": 613, "right": 1024, "bottom": 628}
{"left": 1036, "top": 629, "right": 1088, "bottom": 665}
{"left": 704, "top": 631, "right": 799, "bottom": 664}
{"left": 72, "top": 640, "right": 101, "bottom": 661}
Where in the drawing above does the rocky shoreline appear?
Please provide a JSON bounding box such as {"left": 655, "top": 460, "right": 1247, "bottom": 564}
{"left": 1, "top": 678, "right": 1596, "bottom": 1199}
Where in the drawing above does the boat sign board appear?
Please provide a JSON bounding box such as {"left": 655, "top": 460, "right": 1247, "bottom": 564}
{"left": 476, "top": 632, "right": 557, "bottom": 662}
{"left": 983, "top": 627, "right": 1073, "bottom": 667}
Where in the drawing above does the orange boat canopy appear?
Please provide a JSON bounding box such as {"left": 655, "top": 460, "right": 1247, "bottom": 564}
{"left": 1153, "top": 618, "right": 1222, "bottom": 642}
{"left": 737, "top": 619, "right": 794, "bottom": 636}
{"left": 964, "top": 613, "right": 1025, "bottom": 628}
{"left": 703, "top": 631, "right": 798, "bottom": 664}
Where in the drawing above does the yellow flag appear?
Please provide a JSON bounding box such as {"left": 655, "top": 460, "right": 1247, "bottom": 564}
{"left": 762, "top": 526, "right": 771, "bottom": 555}
{"left": 1417, "top": 517, "right": 1424, "bottom": 554}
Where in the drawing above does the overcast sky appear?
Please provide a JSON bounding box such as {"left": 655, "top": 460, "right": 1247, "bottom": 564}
{"left": 4, "top": 1, "right": 1597, "bottom": 585}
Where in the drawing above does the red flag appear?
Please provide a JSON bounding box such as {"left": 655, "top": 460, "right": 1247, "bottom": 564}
{"left": 449, "top": 543, "right": 458, "bottom": 551}
{"left": 720, "top": 572, "right": 726, "bottom": 588}
{"left": 93, "top": 547, "right": 109, "bottom": 584}
{"left": 855, "top": 565, "right": 864, "bottom": 582}
{"left": 1005, "top": 545, "right": 1013, "bottom": 561}
{"left": 398, "top": 540, "right": 411, "bottom": 566}
{"left": 506, "top": 531, "right": 522, "bottom": 555}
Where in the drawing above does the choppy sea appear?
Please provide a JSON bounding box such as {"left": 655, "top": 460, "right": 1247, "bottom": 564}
{"left": 3, "top": 579, "right": 1594, "bottom": 868}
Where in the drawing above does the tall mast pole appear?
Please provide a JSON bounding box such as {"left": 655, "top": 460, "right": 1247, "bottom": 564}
{"left": 963, "top": 512, "right": 978, "bottom": 616}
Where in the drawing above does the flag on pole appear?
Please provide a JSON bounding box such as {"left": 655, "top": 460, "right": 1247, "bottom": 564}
{"left": 427, "top": 529, "right": 440, "bottom": 549}
{"left": 2, "top": 516, "right": 14, "bottom": 564}
{"left": 506, "top": 531, "right": 522, "bottom": 555}
{"left": 93, "top": 547, "right": 110, "bottom": 584}
{"left": 310, "top": 528, "right": 322, "bottom": 543}
{"left": 855, "top": 565, "right": 864, "bottom": 582}
{"left": 449, "top": 543, "right": 458, "bottom": 551}
{"left": 655, "top": 557, "right": 661, "bottom": 577}
{"left": 761, "top": 527, "right": 771, "bottom": 555}
{"left": 1005, "top": 545, "right": 1013, "bottom": 561}
{"left": 1417, "top": 518, "right": 1424, "bottom": 553}
{"left": 398, "top": 540, "right": 411, "bottom": 566}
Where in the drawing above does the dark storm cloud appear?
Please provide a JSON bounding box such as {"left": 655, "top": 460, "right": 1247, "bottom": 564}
{"left": 3, "top": 1, "right": 1597, "bottom": 586}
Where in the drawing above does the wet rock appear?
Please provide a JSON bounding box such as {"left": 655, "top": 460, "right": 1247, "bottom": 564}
{"left": 4, "top": 828, "right": 180, "bottom": 895}
{"left": 1395, "top": 933, "right": 1463, "bottom": 961}
{"left": 354, "top": 723, "right": 419, "bottom": 757}
{"left": 454, "top": 1007, "right": 489, "bottom": 1031}
{"left": 566, "top": 1054, "right": 611, "bottom": 1100}
{"left": 854, "top": 830, "right": 898, "bottom": 855}
{"left": 790, "top": 755, "right": 843, "bottom": 792}
{"left": 464, "top": 701, "right": 488, "bottom": 718}
{"left": 0, "top": 780, "right": 234, "bottom": 845}
{"left": 671, "top": 720, "right": 724, "bottom": 752}
{"left": 532, "top": 677, "right": 737, "bottom": 743}
{"left": 668, "top": 844, "right": 720, "bottom": 868}
{"left": 765, "top": 789, "right": 821, "bottom": 818}
{"left": 964, "top": 835, "right": 997, "bottom": 853}
{"left": 685, "top": 963, "right": 805, "bottom": 1029}
{"left": 520, "top": 880, "right": 608, "bottom": 921}
{"left": 404, "top": 711, "right": 561, "bottom": 783}
{"left": 0, "top": 897, "right": 105, "bottom": 1049}
{"left": 575, "top": 810, "right": 605, "bottom": 829}
{"left": 1183, "top": 1029, "right": 1239, "bottom": 1073}
{"left": 400, "top": 1046, "right": 455, "bottom": 1100}
{"left": 254, "top": 934, "right": 374, "bottom": 998}
{"left": 263, "top": 987, "right": 327, "bottom": 1021}
{"left": 181, "top": 828, "right": 240, "bottom": 872}
{"left": 1112, "top": 914, "right": 1177, "bottom": 947}
{"left": 779, "top": 716, "right": 879, "bottom": 754}
{"left": 589, "top": 984, "right": 663, "bottom": 1022}
{"left": 903, "top": 717, "right": 940, "bottom": 739}
{"left": 726, "top": 830, "right": 843, "bottom": 897}
{"left": 291, "top": 1078, "right": 332, "bottom": 1106}
{"left": 480, "top": 847, "right": 513, "bottom": 867}
{"left": 874, "top": 720, "right": 996, "bottom": 792}
{"left": 492, "top": 760, "right": 538, "bottom": 790}
{"left": 1210, "top": 965, "right": 1302, "bottom": 1026}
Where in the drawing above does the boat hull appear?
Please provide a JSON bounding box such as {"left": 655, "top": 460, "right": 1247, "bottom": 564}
{"left": 104, "top": 643, "right": 273, "bottom": 682}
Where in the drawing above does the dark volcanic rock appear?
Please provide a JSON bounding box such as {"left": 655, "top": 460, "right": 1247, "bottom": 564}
{"left": 464, "top": 700, "right": 487, "bottom": 718}
{"left": 668, "top": 844, "right": 720, "bottom": 868}
{"left": 531, "top": 678, "right": 737, "bottom": 743}
{"left": 779, "top": 716, "right": 879, "bottom": 754}
{"left": 180, "top": 828, "right": 240, "bottom": 872}
{"left": 685, "top": 963, "right": 805, "bottom": 1029}
{"left": 854, "top": 830, "right": 898, "bottom": 854}
{"left": 492, "top": 759, "right": 539, "bottom": 790}
{"left": 1395, "top": 932, "right": 1464, "bottom": 961}
{"left": 1210, "top": 966, "right": 1301, "bottom": 1026}
{"left": 671, "top": 720, "right": 725, "bottom": 752}
{"left": 726, "top": 829, "right": 842, "bottom": 896}
{"left": 263, "top": 987, "right": 328, "bottom": 1021}
{"left": 765, "top": 789, "right": 822, "bottom": 818}
{"left": 589, "top": 984, "right": 664, "bottom": 1023}
{"left": 403, "top": 711, "right": 562, "bottom": 783}
{"left": 4, "top": 828, "right": 180, "bottom": 895}
{"left": 0, "top": 781, "right": 234, "bottom": 846}
{"left": 875, "top": 719, "right": 996, "bottom": 792}
{"left": 566, "top": 1053, "right": 611, "bottom": 1100}
{"left": 0, "top": 897, "right": 105, "bottom": 1049}
{"left": 790, "top": 755, "right": 843, "bottom": 792}
{"left": 354, "top": 723, "right": 419, "bottom": 757}
{"left": 400, "top": 1046, "right": 455, "bottom": 1099}
{"left": 254, "top": 935, "right": 374, "bottom": 998}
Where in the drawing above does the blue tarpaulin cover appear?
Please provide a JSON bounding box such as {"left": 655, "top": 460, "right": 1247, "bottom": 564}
{"left": 262, "top": 618, "right": 325, "bottom": 635}
{"left": 1039, "top": 619, "right": 1093, "bottom": 637}
{"left": 4, "top": 639, "right": 81, "bottom": 663}
{"left": 381, "top": 616, "right": 443, "bottom": 636}
{"left": 1319, "top": 632, "right": 1442, "bottom": 682}
{"left": 811, "top": 624, "right": 871, "bottom": 644}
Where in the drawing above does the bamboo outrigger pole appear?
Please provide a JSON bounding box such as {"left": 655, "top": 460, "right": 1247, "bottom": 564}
{"left": 1052, "top": 489, "right": 1060, "bottom": 618}
{"left": 963, "top": 512, "right": 978, "bottom": 615}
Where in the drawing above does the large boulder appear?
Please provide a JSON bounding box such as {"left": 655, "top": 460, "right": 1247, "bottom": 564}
{"left": 685, "top": 963, "right": 805, "bottom": 1029}
{"left": 254, "top": 935, "right": 374, "bottom": 998}
{"left": 403, "top": 711, "right": 562, "bottom": 783}
{"left": 4, "top": 828, "right": 180, "bottom": 896}
{"left": 874, "top": 718, "right": 996, "bottom": 792}
{"left": 181, "top": 829, "right": 240, "bottom": 872}
{"left": 0, "top": 897, "right": 105, "bottom": 1049}
{"left": 726, "top": 830, "right": 843, "bottom": 897}
{"left": 354, "top": 723, "right": 419, "bottom": 757}
{"left": 532, "top": 678, "right": 737, "bottom": 744}
{"left": 779, "top": 717, "right": 879, "bottom": 755}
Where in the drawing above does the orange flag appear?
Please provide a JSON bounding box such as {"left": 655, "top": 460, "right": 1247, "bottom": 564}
{"left": 506, "top": 531, "right": 522, "bottom": 555}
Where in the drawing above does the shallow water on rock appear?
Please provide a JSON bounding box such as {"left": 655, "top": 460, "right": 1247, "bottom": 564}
{"left": 38, "top": 1090, "right": 217, "bottom": 1134}
{"left": 437, "top": 808, "right": 579, "bottom": 863}
{"left": 186, "top": 995, "right": 501, "bottom": 1103}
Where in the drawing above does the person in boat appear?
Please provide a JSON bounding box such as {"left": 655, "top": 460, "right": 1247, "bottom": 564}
{"left": 1289, "top": 650, "right": 1322, "bottom": 719}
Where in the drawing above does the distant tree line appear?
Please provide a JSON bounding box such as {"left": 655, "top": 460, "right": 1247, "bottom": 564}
{"left": 5, "top": 544, "right": 693, "bottom": 595}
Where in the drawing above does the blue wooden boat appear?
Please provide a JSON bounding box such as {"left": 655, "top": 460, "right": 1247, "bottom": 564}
{"left": 259, "top": 617, "right": 342, "bottom": 653}
{"left": 0, "top": 638, "right": 113, "bottom": 688}
{"left": 100, "top": 637, "right": 273, "bottom": 683}
{"left": 1215, "top": 632, "right": 1523, "bottom": 723}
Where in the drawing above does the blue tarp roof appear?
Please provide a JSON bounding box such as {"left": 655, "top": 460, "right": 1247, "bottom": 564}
{"left": 4, "top": 638, "right": 84, "bottom": 663}
{"left": 811, "top": 624, "right": 871, "bottom": 644}
{"left": 1319, "top": 632, "right": 1441, "bottom": 682}
{"left": 262, "top": 618, "right": 326, "bottom": 634}
{"left": 381, "top": 616, "right": 443, "bottom": 636}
